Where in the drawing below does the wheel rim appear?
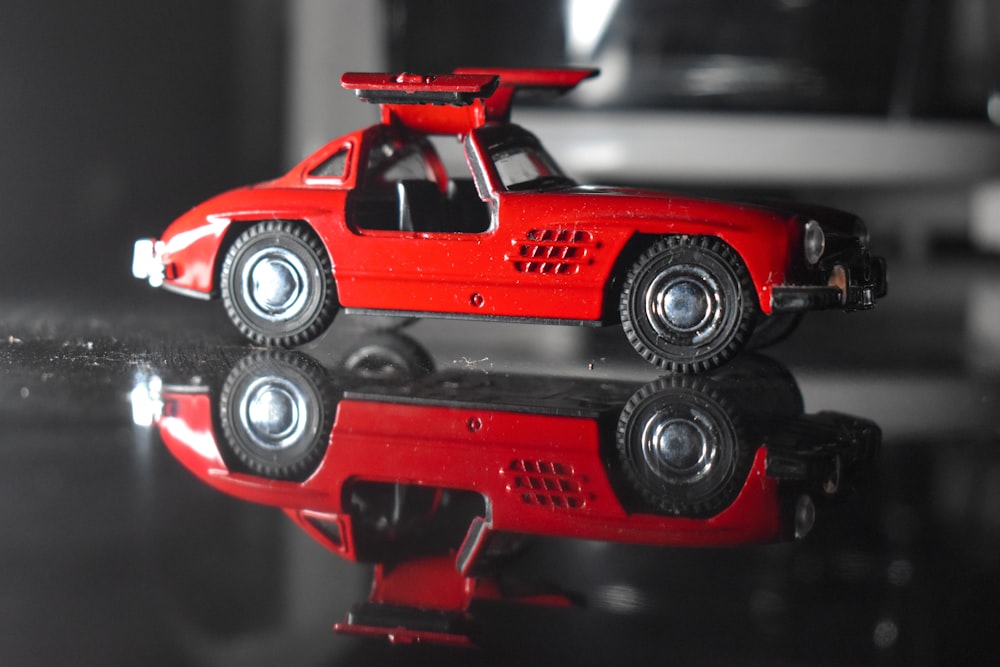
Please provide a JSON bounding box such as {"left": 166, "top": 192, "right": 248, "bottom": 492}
{"left": 237, "top": 375, "right": 309, "bottom": 451}
{"left": 644, "top": 265, "right": 722, "bottom": 344}
{"left": 617, "top": 377, "right": 752, "bottom": 516}
{"left": 241, "top": 247, "right": 311, "bottom": 322}
{"left": 639, "top": 409, "right": 718, "bottom": 486}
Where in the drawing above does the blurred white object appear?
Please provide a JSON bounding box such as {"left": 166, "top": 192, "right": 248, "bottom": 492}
{"left": 971, "top": 181, "right": 1000, "bottom": 252}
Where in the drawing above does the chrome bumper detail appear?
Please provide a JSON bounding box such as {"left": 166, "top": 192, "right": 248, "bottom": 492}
{"left": 132, "top": 238, "right": 167, "bottom": 287}
{"left": 772, "top": 253, "right": 887, "bottom": 313}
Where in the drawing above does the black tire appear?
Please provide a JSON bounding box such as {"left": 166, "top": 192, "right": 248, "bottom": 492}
{"left": 219, "top": 351, "right": 334, "bottom": 480}
{"left": 616, "top": 376, "right": 754, "bottom": 517}
{"left": 220, "top": 220, "right": 337, "bottom": 346}
{"left": 746, "top": 312, "right": 804, "bottom": 350}
{"left": 620, "top": 236, "right": 757, "bottom": 373}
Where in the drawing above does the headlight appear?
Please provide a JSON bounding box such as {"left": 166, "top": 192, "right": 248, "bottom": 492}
{"left": 853, "top": 218, "right": 870, "bottom": 250}
{"left": 131, "top": 374, "right": 163, "bottom": 427}
{"left": 803, "top": 220, "right": 825, "bottom": 265}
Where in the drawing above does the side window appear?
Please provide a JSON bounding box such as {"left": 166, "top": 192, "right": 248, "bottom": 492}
{"left": 365, "top": 139, "right": 432, "bottom": 186}
{"left": 309, "top": 148, "right": 348, "bottom": 178}
{"left": 349, "top": 133, "right": 490, "bottom": 234}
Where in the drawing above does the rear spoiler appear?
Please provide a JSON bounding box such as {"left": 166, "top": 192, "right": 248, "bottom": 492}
{"left": 340, "top": 68, "right": 598, "bottom": 134}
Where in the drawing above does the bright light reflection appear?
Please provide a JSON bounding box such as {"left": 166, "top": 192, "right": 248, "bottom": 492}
{"left": 130, "top": 375, "right": 163, "bottom": 427}
{"left": 561, "top": 140, "right": 627, "bottom": 172}
{"left": 160, "top": 417, "right": 221, "bottom": 463}
{"left": 565, "top": 0, "right": 620, "bottom": 60}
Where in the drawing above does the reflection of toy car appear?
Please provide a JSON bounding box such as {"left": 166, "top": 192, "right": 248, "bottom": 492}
{"left": 136, "top": 341, "right": 879, "bottom": 644}
{"left": 133, "top": 68, "right": 886, "bottom": 372}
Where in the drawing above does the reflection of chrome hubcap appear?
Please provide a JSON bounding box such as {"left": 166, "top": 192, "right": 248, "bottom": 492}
{"left": 645, "top": 266, "right": 721, "bottom": 343}
{"left": 641, "top": 411, "right": 717, "bottom": 485}
{"left": 243, "top": 248, "right": 309, "bottom": 321}
{"left": 794, "top": 494, "right": 816, "bottom": 539}
{"left": 239, "top": 376, "right": 308, "bottom": 450}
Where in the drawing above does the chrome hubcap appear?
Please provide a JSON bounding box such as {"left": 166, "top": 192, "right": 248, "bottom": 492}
{"left": 239, "top": 376, "right": 308, "bottom": 451}
{"left": 243, "top": 248, "right": 309, "bottom": 321}
{"left": 645, "top": 266, "right": 721, "bottom": 343}
{"left": 641, "top": 411, "right": 717, "bottom": 485}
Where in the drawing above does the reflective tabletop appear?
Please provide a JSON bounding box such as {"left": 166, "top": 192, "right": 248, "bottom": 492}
{"left": 1, "top": 259, "right": 998, "bottom": 665}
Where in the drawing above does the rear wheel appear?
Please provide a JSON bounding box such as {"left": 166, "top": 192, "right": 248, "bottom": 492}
{"left": 220, "top": 220, "right": 337, "bottom": 346}
{"left": 620, "top": 236, "right": 757, "bottom": 373}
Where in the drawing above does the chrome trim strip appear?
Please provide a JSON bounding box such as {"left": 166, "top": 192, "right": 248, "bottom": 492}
{"left": 344, "top": 307, "right": 601, "bottom": 327}
{"left": 160, "top": 282, "right": 214, "bottom": 301}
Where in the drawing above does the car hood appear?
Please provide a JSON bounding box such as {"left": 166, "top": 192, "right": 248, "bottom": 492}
{"left": 544, "top": 185, "right": 863, "bottom": 235}
{"left": 540, "top": 185, "right": 792, "bottom": 227}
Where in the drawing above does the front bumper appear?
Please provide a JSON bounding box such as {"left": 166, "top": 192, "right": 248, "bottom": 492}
{"left": 132, "top": 238, "right": 214, "bottom": 300}
{"left": 766, "top": 411, "right": 881, "bottom": 483}
{"left": 132, "top": 238, "right": 168, "bottom": 287}
{"left": 771, "top": 252, "right": 887, "bottom": 313}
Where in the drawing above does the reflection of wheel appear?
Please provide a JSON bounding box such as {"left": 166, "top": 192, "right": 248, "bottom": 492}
{"left": 620, "top": 236, "right": 757, "bottom": 373}
{"left": 353, "top": 315, "right": 420, "bottom": 332}
{"left": 220, "top": 221, "right": 337, "bottom": 346}
{"left": 747, "top": 312, "right": 803, "bottom": 350}
{"left": 616, "top": 377, "right": 753, "bottom": 517}
{"left": 339, "top": 333, "right": 434, "bottom": 380}
{"left": 219, "top": 351, "right": 333, "bottom": 480}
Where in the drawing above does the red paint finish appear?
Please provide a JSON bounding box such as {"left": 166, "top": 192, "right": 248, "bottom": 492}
{"left": 135, "top": 68, "right": 885, "bottom": 368}
{"left": 157, "top": 392, "right": 783, "bottom": 558}
{"left": 147, "top": 350, "right": 878, "bottom": 647}
{"left": 453, "top": 67, "right": 598, "bottom": 122}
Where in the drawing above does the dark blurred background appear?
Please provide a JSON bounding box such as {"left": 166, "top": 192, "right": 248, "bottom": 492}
{"left": 0, "top": 1, "right": 285, "bottom": 296}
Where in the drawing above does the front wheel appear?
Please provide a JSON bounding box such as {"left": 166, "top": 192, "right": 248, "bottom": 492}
{"left": 620, "top": 236, "right": 757, "bottom": 373}
{"left": 220, "top": 220, "right": 338, "bottom": 346}
{"left": 616, "top": 377, "right": 753, "bottom": 517}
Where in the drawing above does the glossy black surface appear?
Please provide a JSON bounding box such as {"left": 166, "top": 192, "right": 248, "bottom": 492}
{"left": 2, "top": 260, "right": 999, "bottom": 665}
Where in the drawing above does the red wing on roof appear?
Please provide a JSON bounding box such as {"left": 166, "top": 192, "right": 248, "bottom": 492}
{"left": 454, "top": 68, "right": 598, "bottom": 122}
{"left": 340, "top": 72, "right": 499, "bottom": 106}
{"left": 341, "top": 68, "right": 599, "bottom": 134}
{"left": 452, "top": 67, "right": 597, "bottom": 91}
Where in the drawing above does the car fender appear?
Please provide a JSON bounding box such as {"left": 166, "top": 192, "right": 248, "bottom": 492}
{"left": 158, "top": 188, "right": 346, "bottom": 296}
{"left": 504, "top": 187, "right": 795, "bottom": 316}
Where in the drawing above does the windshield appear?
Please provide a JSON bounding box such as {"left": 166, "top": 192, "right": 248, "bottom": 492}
{"left": 490, "top": 143, "right": 573, "bottom": 191}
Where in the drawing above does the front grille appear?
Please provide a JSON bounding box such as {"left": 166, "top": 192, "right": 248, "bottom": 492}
{"left": 512, "top": 229, "right": 595, "bottom": 274}
{"left": 507, "top": 459, "right": 588, "bottom": 509}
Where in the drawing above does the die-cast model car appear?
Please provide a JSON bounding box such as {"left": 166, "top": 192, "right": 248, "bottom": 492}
{"left": 137, "top": 339, "right": 879, "bottom": 546}
{"left": 134, "top": 342, "right": 879, "bottom": 644}
{"left": 133, "top": 68, "right": 886, "bottom": 372}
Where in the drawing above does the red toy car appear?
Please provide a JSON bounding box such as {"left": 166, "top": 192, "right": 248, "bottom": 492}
{"left": 134, "top": 343, "right": 878, "bottom": 644}
{"left": 133, "top": 68, "right": 886, "bottom": 371}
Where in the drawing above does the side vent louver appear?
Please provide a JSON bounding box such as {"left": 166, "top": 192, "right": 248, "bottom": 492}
{"left": 507, "top": 459, "right": 588, "bottom": 509}
{"left": 512, "top": 229, "right": 595, "bottom": 274}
